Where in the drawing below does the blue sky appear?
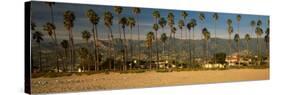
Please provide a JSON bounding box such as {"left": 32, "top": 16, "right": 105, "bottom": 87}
{"left": 31, "top": 1, "right": 269, "bottom": 42}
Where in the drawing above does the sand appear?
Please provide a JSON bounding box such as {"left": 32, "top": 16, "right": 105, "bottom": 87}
{"left": 31, "top": 69, "right": 269, "bottom": 94}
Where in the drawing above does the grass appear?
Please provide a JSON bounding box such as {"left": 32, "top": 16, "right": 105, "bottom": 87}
{"left": 32, "top": 65, "right": 269, "bottom": 78}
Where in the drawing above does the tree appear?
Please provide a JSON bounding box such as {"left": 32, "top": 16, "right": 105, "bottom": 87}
{"left": 227, "top": 19, "right": 233, "bottom": 55}
{"left": 32, "top": 31, "right": 44, "bottom": 72}
{"left": 255, "top": 26, "right": 263, "bottom": 65}
{"left": 43, "top": 22, "right": 60, "bottom": 72}
{"left": 81, "top": 30, "right": 91, "bottom": 70}
{"left": 198, "top": 12, "right": 205, "bottom": 59}
{"left": 133, "top": 7, "right": 141, "bottom": 66}
{"left": 212, "top": 13, "right": 219, "bottom": 64}
{"left": 153, "top": 23, "right": 159, "bottom": 69}
{"left": 78, "top": 47, "right": 89, "bottom": 72}
{"left": 178, "top": 19, "right": 184, "bottom": 67}
{"left": 160, "top": 33, "right": 168, "bottom": 55}
{"left": 86, "top": 9, "right": 100, "bottom": 71}
{"left": 181, "top": 11, "right": 189, "bottom": 65}
{"left": 119, "top": 17, "right": 128, "bottom": 71}
{"left": 167, "top": 12, "right": 175, "bottom": 62}
{"left": 202, "top": 28, "right": 210, "bottom": 64}
{"left": 63, "top": 10, "right": 75, "bottom": 72}
{"left": 234, "top": 33, "right": 240, "bottom": 66}
{"left": 152, "top": 10, "right": 161, "bottom": 69}
{"left": 188, "top": 19, "right": 197, "bottom": 64}
{"left": 236, "top": 15, "right": 242, "bottom": 66}
{"left": 146, "top": 31, "right": 155, "bottom": 70}
{"left": 104, "top": 11, "right": 114, "bottom": 70}
{"left": 60, "top": 40, "right": 69, "bottom": 71}
{"left": 250, "top": 20, "right": 256, "bottom": 37}
{"left": 245, "top": 34, "right": 251, "bottom": 55}
{"left": 45, "top": 2, "right": 60, "bottom": 72}
{"left": 127, "top": 17, "right": 136, "bottom": 65}
{"left": 114, "top": 6, "right": 123, "bottom": 41}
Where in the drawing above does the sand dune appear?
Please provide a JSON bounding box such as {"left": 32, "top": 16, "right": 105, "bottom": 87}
{"left": 31, "top": 69, "right": 269, "bottom": 94}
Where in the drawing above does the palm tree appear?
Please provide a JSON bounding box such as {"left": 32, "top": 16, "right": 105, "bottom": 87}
{"left": 212, "top": 13, "right": 219, "bottom": 64}
{"left": 45, "top": 2, "right": 60, "bottom": 72}
{"left": 114, "top": 6, "right": 123, "bottom": 41}
{"left": 60, "top": 40, "right": 69, "bottom": 71}
{"left": 133, "top": 7, "right": 141, "bottom": 66}
{"left": 86, "top": 9, "right": 100, "bottom": 71}
{"left": 78, "top": 47, "right": 89, "bottom": 72}
{"left": 159, "top": 17, "right": 167, "bottom": 36}
{"left": 199, "top": 13, "right": 205, "bottom": 59}
{"left": 167, "top": 12, "right": 175, "bottom": 62}
{"left": 250, "top": 20, "right": 256, "bottom": 37}
{"left": 181, "top": 11, "right": 188, "bottom": 64}
{"left": 227, "top": 19, "right": 233, "bottom": 55}
{"left": 236, "top": 15, "right": 241, "bottom": 66}
{"left": 234, "top": 33, "right": 240, "bottom": 66}
{"left": 153, "top": 23, "right": 159, "bottom": 69}
{"left": 265, "top": 19, "right": 270, "bottom": 57}
{"left": 43, "top": 22, "right": 60, "bottom": 72}
{"left": 188, "top": 19, "right": 197, "bottom": 64}
{"left": 245, "top": 34, "right": 251, "bottom": 55}
{"left": 81, "top": 30, "right": 91, "bottom": 70}
{"left": 152, "top": 10, "right": 160, "bottom": 68}
{"left": 202, "top": 28, "right": 210, "bottom": 64}
{"left": 32, "top": 31, "right": 44, "bottom": 72}
{"left": 178, "top": 19, "right": 184, "bottom": 67}
{"left": 161, "top": 33, "right": 168, "bottom": 54}
{"left": 104, "top": 11, "right": 114, "bottom": 70}
{"left": 127, "top": 17, "right": 136, "bottom": 64}
{"left": 255, "top": 26, "right": 263, "bottom": 65}
{"left": 171, "top": 27, "right": 177, "bottom": 63}
{"left": 119, "top": 17, "right": 128, "bottom": 71}
{"left": 63, "top": 10, "right": 75, "bottom": 72}
{"left": 146, "top": 31, "right": 155, "bottom": 70}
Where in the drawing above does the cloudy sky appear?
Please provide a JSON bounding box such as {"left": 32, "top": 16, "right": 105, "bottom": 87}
{"left": 31, "top": 1, "right": 269, "bottom": 42}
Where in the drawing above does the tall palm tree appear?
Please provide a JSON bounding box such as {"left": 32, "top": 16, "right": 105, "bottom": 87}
{"left": 234, "top": 33, "right": 240, "bottom": 66}
{"left": 60, "top": 40, "right": 69, "bottom": 71}
{"left": 153, "top": 23, "right": 159, "bottom": 69}
{"left": 212, "top": 13, "right": 219, "bottom": 64}
{"left": 178, "top": 19, "right": 184, "bottom": 67}
{"left": 104, "top": 11, "right": 114, "bottom": 70}
{"left": 265, "top": 19, "right": 270, "bottom": 57}
{"left": 146, "top": 31, "right": 155, "bottom": 70}
{"left": 114, "top": 6, "right": 123, "bottom": 41}
{"left": 245, "top": 34, "right": 251, "bottom": 55}
{"left": 45, "top": 2, "right": 60, "bottom": 72}
{"left": 202, "top": 28, "right": 210, "bottom": 64}
{"left": 227, "top": 19, "right": 233, "bottom": 55}
{"left": 86, "top": 9, "right": 100, "bottom": 71}
{"left": 152, "top": 10, "right": 160, "bottom": 68}
{"left": 255, "top": 26, "right": 263, "bottom": 65}
{"left": 250, "top": 20, "right": 256, "bottom": 37}
{"left": 78, "top": 47, "right": 89, "bottom": 72}
{"left": 161, "top": 33, "right": 168, "bottom": 55}
{"left": 119, "top": 17, "right": 128, "bottom": 71}
{"left": 181, "top": 11, "right": 188, "bottom": 65}
{"left": 127, "top": 17, "right": 136, "bottom": 64}
{"left": 159, "top": 17, "right": 167, "bottom": 36}
{"left": 32, "top": 31, "right": 44, "bottom": 72}
{"left": 198, "top": 13, "right": 205, "bottom": 59}
{"left": 167, "top": 12, "right": 175, "bottom": 62}
{"left": 63, "top": 10, "right": 75, "bottom": 72}
{"left": 81, "top": 30, "right": 91, "bottom": 70}
{"left": 133, "top": 7, "right": 141, "bottom": 66}
{"left": 236, "top": 15, "right": 242, "bottom": 66}
{"left": 43, "top": 22, "right": 60, "bottom": 72}
{"left": 188, "top": 19, "right": 197, "bottom": 64}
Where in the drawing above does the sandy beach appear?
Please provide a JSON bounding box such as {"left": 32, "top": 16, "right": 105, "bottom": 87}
{"left": 31, "top": 69, "right": 269, "bottom": 93}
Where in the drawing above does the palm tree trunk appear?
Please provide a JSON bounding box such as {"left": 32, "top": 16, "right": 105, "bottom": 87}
{"left": 38, "top": 43, "right": 42, "bottom": 72}
{"left": 68, "top": 29, "right": 74, "bottom": 72}
{"left": 189, "top": 30, "right": 191, "bottom": 65}
{"left": 64, "top": 48, "right": 68, "bottom": 71}
{"left": 228, "top": 34, "right": 232, "bottom": 55}
{"left": 150, "top": 47, "right": 152, "bottom": 70}
{"left": 122, "top": 28, "right": 127, "bottom": 71}
{"left": 95, "top": 25, "right": 100, "bottom": 71}
{"left": 155, "top": 30, "right": 159, "bottom": 70}
{"left": 136, "top": 14, "right": 140, "bottom": 69}
{"left": 214, "top": 21, "right": 217, "bottom": 64}
{"left": 192, "top": 28, "right": 195, "bottom": 64}
{"left": 130, "top": 28, "right": 133, "bottom": 66}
